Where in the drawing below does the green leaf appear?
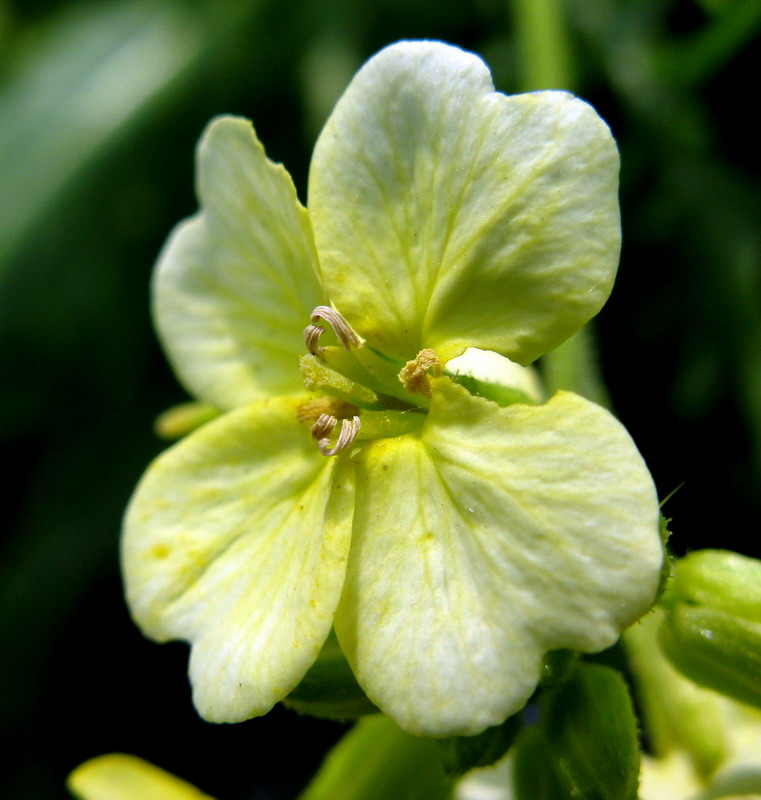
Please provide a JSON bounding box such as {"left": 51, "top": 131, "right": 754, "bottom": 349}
{"left": 512, "top": 726, "right": 568, "bottom": 800}
{"left": 437, "top": 714, "right": 522, "bottom": 777}
{"left": 543, "top": 663, "right": 641, "bottom": 800}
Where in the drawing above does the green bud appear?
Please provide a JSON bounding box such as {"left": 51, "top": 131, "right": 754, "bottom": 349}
{"left": 669, "top": 549, "right": 761, "bottom": 621}
{"left": 660, "top": 603, "right": 761, "bottom": 710}
{"left": 660, "top": 550, "right": 761, "bottom": 709}
{"left": 540, "top": 649, "right": 579, "bottom": 689}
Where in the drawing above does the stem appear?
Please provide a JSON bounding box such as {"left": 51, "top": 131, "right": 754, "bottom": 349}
{"left": 508, "top": 0, "right": 576, "bottom": 91}
{"left": 541, "top": 328, "right": 612, "bottom": 410}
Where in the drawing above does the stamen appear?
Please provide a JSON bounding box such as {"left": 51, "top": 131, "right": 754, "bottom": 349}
{"left": 311, "top": 412, "right": 337, "bottom": 441}
{"left": 297, "top": 398, "right": 359, "bottom": 424}
{"left": 399, "top": 348, "right": 441, "bottom": 397}
{"left": 311, "top": 413, "right": 361, "bottom": 457}
{"left": 304, "top": 323, "right": 326, "bottom": 355}
{"left": 305, "top": 305, "right": 362, "bottom": 354}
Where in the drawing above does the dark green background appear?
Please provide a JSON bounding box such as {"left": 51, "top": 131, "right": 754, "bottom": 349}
{"left": 1, "top": 0, "right": 759, "bottom": 797}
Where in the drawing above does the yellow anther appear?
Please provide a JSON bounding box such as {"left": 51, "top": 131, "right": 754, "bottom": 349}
{"left": 398, "top": 348, "right": 441, "bottom": 397}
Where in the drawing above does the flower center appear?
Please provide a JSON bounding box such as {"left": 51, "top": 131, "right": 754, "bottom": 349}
{"left": 297, "top": 306, "right": 435, "bottom": 455}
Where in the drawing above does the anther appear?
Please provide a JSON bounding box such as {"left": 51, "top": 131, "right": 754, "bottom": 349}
{"left": 399, "top": 348, "right": 441, "bottom": 397}
{"left": 310, "top": 413, "right": 337, "bottom": 441}
{"left": 311, "top": 413, "right": 361, "bottom": 457}
{"left": 305, "top": 305, "right": 362, "bottom": 355}
{"left": 304, "top": 323, "right": 326, "bottom": 355}
{"left": 297, "top": 398, "right": 359, "bottom": 424}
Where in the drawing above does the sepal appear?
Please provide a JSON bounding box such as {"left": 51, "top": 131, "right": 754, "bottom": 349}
{"left": 283, "top": 629, "right": 378, "bottom": 720}
{"left": 437, "top": 714, "right": 522, "bottom": 777}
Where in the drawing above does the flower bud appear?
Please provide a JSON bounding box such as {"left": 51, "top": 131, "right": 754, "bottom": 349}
{"left": 660, "top": 550, "right": 761, "bottom": 709}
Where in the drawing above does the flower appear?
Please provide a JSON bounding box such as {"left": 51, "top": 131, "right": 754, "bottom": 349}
{"left": 122, "top": 40, "right": 663, "bottom": 737}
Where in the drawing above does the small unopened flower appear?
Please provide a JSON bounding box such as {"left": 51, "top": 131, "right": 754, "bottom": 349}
{"left": 68, "top": 754, "right": 213, "bottom": 800}
{"left": 123, "top": 41, "right": 662, "bottom": 736}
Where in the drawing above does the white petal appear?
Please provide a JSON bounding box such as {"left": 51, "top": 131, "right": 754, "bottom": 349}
{"left": 335, "top": 379, "right": 662, "bottom": 735}
{"left": 154, "top": 116, "right": 323, "bottom": 409}
{"left": 310, "top": 41, "right": 620, "bottom": 364}
{"left": 122, "top": 396, "right": 353, "bottom": 722}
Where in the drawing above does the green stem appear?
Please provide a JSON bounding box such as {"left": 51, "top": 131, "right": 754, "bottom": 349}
{"left": 540, "top": 327, "right": 612, "bottom": 410}
{"left": 508, "top": 0, "right": 576, "bottom": 91}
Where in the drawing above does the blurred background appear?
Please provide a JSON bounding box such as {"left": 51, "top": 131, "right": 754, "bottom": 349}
{"left": 1, "top": 0, "right": 759, "bottom": 797}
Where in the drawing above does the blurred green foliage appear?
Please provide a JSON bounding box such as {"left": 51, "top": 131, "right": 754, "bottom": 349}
{"left": 1, "top": 0, "right": 759, "bottom": 798}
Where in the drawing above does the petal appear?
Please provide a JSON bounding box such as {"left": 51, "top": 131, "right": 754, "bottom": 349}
{"left": 444, "top": 347, "right": 544, "bottom": 404}
{"left": 122, "top": 396, "right": 354, "bottom": 722}
{"left": 154, "top": 116, "right": 323, "bottom": 410}
{"left": 309, "top": 41, "right": 620, "bottom": 364}
{"left": 335, "top": 379, "right": 661, "bottom": 735}
{"left": 67, "top": 754, "right": 214, "bottom": 800}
